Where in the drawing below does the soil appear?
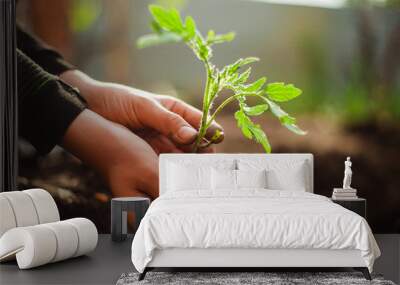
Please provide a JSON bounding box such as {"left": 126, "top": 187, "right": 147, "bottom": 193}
{"left": 18, "top": 114, "right": 400, "bottom": 233}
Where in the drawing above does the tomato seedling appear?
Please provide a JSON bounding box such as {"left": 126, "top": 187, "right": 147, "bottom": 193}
{"left": 137, "top": 5, "right": 306, "bottom": 152}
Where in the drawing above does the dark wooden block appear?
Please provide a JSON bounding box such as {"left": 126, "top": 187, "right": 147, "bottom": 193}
{"left": 331, "top": 198, "right": 366, "bottom": 219}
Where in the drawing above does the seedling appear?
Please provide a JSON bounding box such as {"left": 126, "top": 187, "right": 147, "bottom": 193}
{"left": 137, "top": 5, "right": 306, "bottom": 152}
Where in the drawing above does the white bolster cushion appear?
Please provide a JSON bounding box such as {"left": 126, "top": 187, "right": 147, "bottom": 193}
{"left": 42, "top": 221, "right": 79, "bottom": 262}
{"left": 0, "top": 226, "right": 57, "bottom": 268}
{"left": 1, "top": 191, "right": 39, "bottom": 227}
{"left": 0, "top": 189, "right": 60, "bottom": 239}
{"left": 0, "top": 196, "right": 17, "bottom": 237}
{"left": 65, "top": 218, "right": 98, "bottom": 257}
{"left": 0, "top": 218, "right": 98, "bottom": 269}
{"left": 23, "top": 189, "right": 60, "bottom": 224}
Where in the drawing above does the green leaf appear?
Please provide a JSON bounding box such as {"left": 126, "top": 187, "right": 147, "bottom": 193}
{"left": 250, "top": 125, "right": 271, "bottom": 153}
{"left": 184, "top": 16, "right": 196, "bottom": 40}
{"left": 137, "top": 33, "right": 182, "bottom": 49}
{"left": 193, "top": 34, "right": 211, "bottom": 61}
{"left": 266, "top": 82, "right": 302, "bottom": 102}
{"left": 150, "top": 20, "right": 162, "bottom": 33}
{"left": 280, "top": 114, "right": 296, "bottom": 125}
{"left": 264, "top": 98, "right": 306, "bottom": 135}
{"left": 238, "top": 57, "right": 260, "bottom": 67}
{"left": 234, "top": 68, "right": 251, "bottom": 85}
{"left": 265, "top": 98, "right": 289, "bottom": 119}
{"left": 283, "top": 123, "right": 307, "bottom": 135}
{"left": 234, "top": 110, "right": 271, "bottom": 152}
{"left": 206, "top": 31, "right": 235, "bottom": 45}
{"left": 242, "top": 77, "right": 267, "bottom": 93}
{"left": 225, "top": 57, "right": 259, "bottom": 76}
{"left": 243, "top": 104, "right": 269, "bottom": 116}
{"left": 149, "top": 5, "right": 184, "bottom": 33}
{"left": 207, "top": 30, "right": 215, "bottom": 39}
{"left": 234, "top": 110, "right": 253, "bottom": 139}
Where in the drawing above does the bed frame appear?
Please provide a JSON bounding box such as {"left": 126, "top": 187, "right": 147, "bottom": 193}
{"left": 140, "top": 248, "right": 370, "bottom": 280}
{"left": 139, "top": 154, "right": 371, "bottom": 281}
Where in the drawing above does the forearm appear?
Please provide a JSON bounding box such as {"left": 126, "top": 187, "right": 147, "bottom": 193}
{"left": 60, "top": 70, "right": 150, "bottom": 107}
{"left": 59, "top": 69, "right": 150, "bottom": 130}
{"left": 62, "top": 109, "right": 124, "bottom": 178}
{"left": 60, "top": 70, "right": 101, "bottom": 108}
{"left": 61, "top": 109, "right": 158, "bottom": 198}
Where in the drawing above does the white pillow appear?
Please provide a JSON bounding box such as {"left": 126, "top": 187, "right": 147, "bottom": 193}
{"left": 238, "top": 159, "right": 308, "bottom": 191}
{"left": 211, "top": 168, "right": 236, "bottom": 190}
{"left": 236, "top": 169, "right": 267, "bottom": 189}
{"left": 167, "top": 163, "right": 211, "bottom": 191}
{"left": 266, "top": 167, "right": 306, "bottom": 191}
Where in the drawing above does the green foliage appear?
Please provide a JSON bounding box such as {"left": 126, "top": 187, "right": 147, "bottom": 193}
{"left": 235, "top": 110, "right": 271, "bottom": 152}
{"left": 243, "top": 104, "right": 269, "bottom": 116}
{"left": 137, "top": 33, "right": 181, "bottom": 49}
{"left": 266, "top": 82, "right": 302, "bottom": 102}
{"left": 137, "top": 5, "right": 306, "bottom": 152}
{"left": 70, "top": 0, "right": 101, "bottom": 33}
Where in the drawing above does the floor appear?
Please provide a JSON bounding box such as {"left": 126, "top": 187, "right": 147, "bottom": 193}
{"left": 374, "top": 234, "right": 400, "bottom": 283}
{"left": 0, "top": 234, "right": 398, "bottom": 285}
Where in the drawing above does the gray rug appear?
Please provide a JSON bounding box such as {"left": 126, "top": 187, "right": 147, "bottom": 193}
{"left": 117, "top": 272, "right": 396, "bottom": 285}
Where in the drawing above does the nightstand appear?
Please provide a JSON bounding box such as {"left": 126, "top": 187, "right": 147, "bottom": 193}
{"left": 331, "top": 198, "right": 366, "bottom": 219}
{"left": 111, "top": 197, "right": 150, "bottom": 242}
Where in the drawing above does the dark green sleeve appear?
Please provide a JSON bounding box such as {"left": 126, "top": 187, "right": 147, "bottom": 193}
{"left": 17, "top": 25, "right": 75, "bottom": 76}
{"left": 17, "top": 49, "right": 86, "bottom": 154}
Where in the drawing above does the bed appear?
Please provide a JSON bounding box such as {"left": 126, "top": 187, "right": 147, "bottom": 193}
{"left": 131, "top": 154, "right": 380, "bottom": 280}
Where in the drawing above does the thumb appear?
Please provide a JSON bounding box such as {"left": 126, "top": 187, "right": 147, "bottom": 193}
{"left": 135, "top": 98, "right": 198, "bottom": 145}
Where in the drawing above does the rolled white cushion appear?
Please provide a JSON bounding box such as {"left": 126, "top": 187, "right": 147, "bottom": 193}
{"left": 0, "top": 218, "right": 98, "bottom": 269}
{"left": 64, "top": 218, "right": 98, "bottom": 257}
{"left": 0, "top": 196, "right": 17, "bottom": 237}
{"left": 42, "top": 221, "right": 79, "bottom": 262}
{"left": 23, "top": 189, "right": 60, "bottom": 224}
{"left": 1, "top": 191, "right": 39, "bottom": 227}
{"left": 0, "top": 226, "right": 57, "bottom": 269}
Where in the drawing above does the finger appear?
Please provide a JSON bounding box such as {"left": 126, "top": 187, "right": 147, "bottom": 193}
{"left": 149, "top": 136, "right": 184, "bottom": 154}
{"left": 134, "top": 98, "right": 198, "bottom": 145}
{"left": 173, "top": 141, "right": 216, "bottom": 153}
{"left": 199, "top": 145, "right": 216, "bottom": 153}
{"left": 174, "top": 143, "right": 194, "bottom": 153}
{"left": 136, "top": 130, "right": 183, "bottom": 154}
{"left": 158, "top": 96, "right": 225, "bottom": 143}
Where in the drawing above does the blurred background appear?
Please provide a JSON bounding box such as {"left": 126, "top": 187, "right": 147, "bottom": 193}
{"left": 17, "top": 0, "right": 400, "bottom": 233}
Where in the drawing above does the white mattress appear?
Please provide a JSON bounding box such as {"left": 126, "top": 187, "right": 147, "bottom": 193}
{"left": 131, "top": 190, "right": 380, "bottom": 273}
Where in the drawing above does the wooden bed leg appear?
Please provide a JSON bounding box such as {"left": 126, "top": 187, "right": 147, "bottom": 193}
{"left": 354, "top": 267, "right": 371, "bottom": 280}
{"left": 138, "top": 268, "right": 148, "bottom": 281}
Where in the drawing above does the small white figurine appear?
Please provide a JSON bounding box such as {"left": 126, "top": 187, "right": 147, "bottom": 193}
{"left": 343, "top": 157, "right": 353, "bottom": 189}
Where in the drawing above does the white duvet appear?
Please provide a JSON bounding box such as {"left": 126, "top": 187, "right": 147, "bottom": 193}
{"left": 131, "top": 190, "right": 380, "bottom": 273}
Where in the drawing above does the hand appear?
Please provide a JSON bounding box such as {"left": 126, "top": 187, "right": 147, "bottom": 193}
{"left": 60, "top": 70, "right": 224, "bottom": 153}
{"left": 62, "top": 110, "right": 159, "bottom": 199}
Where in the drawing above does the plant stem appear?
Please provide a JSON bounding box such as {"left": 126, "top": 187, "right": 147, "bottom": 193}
{"left": 193, "top": 63, "right": 212, "bottom": 152}
{"left": 205, "top": 93, "right": 261, "bottom": 130}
